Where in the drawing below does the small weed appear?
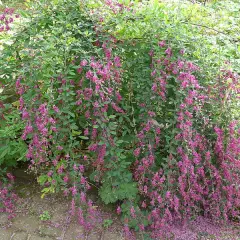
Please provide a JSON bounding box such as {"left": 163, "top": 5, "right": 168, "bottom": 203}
{"left": 103, "top": 219, "right": 113, "bottom": 228}
{"left": 39, "top": 211, "right": 51, "bottom": 221}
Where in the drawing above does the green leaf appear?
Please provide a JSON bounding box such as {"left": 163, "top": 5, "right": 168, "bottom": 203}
{"left": 80, "top": 136, "right": 89, "bottom": 140}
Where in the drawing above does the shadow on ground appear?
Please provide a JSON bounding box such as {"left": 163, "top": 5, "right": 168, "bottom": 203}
{"left": 0, "top": 168, "right": 124, "bottom": 240}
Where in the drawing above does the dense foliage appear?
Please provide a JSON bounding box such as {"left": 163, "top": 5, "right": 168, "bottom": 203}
{"left": 0, "top": 0, "right": 239, "bottom": 239}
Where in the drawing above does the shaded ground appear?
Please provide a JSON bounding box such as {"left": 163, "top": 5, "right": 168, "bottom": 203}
{"left": 0, "top": 168, "right": 124, "bottom": 240}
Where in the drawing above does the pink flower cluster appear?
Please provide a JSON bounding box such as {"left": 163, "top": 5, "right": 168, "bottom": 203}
{"left": 0, "top": 8, "right": 19, "bottom": 32}
{"left": 0, "top": 174, "right": 18, "bottom": 220}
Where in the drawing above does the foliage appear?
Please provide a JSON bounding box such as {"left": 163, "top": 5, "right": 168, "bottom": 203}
{"left": 0, "top": 0, "right": 239, "bottom": 239}
{"left": 39, "top": 210, "right": 51, "bottom": 221}
{"left": 0, "top": 5, "right": 26, "bottom": 171}
{"left": 0, "top": 103, "right": 27, "bottom": 168}
{"left": 103, "top": 219, "right": 113, "bottom": 228}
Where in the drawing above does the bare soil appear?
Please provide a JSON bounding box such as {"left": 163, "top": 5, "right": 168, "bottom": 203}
{"left": 0, "top": 168, "right": 124, "bottom": 240}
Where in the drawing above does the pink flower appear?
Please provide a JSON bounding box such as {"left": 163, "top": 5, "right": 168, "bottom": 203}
{"left": 79, "top": 165, "right": 84, "bottom": 173}
{"left": 80, "top": 192, "right": 86, "bottom": 203}
{"left": 166, "top": 191, "right": 171, "bottom": 199}
{"left": 117, "top": 206, "right": 121, "bottom": 215}
{"left": 105, "top": 48, "right": 112, "bottom": 59}
{"left": 19, "top": 97, "right": 24, "bottom": 110}
{"left": 130, "top": 206, "right": 136, "bottom": 218}
{"left": 156, "top": 127, "right": 161, "bottom": 135}
{"left": 148, "top": 111, "right": 156, "bottom": 117}
{"left": 80, "top": 176, "right": 86, "bottom": 184}
{"left": 142, "top": 201, "right": 147, "bottom": 208}
{"left": 111, "top": 102, "right": 124, "bottom": 113}
{"left": 51, "top": 126, "right": 57, "bottom": 132}
{"left": 7, "top": 173, "right": 15, "bottom": 181}
{"left": 116, "top": 92, "right": 122, "bottom": 102}
{"left": 114, "top": 56, "right": 121, "bottom": 67}
{"left": 84, "top": 128, "right": 89, "bottom": 136}
{"left": 71, "top": 186, "right": 77, "bottom": 196}
{"left": 165, "top": 47, "right": 172, "bottom": 57}
{"left": 85, "top": 110, "right": 91, "bottom": 119}
{"left": 76, "top": 99, "right": 82, "bottom": 106}
{"left": 178, "top": 60, "right": 185, "bottom": 69}
{"left": 133, "top": 148, "right": 141, "bottom": 157}
{"left": 63, "top": 175, "right": 69, "bottom": 183}
{"left": 80, "top": 59, "right": 88, "bottom": 66}
{"left": 83, "top": 88, "right": 93, "bottom": 100}
{"left": 143, "top": 185, "right": 148, "bottom": 194}
{"left": 139, "top": 224, "right": 145, "bottom": 231}
{"left": 38, "top": 103, "right": 48, "bottom": 115}
{"left": 16, "top": 78, "right": 21, "bottom": 88}
{"left": 151, "top": 70, "right": 156, "bottom": 77}
{"left": 58, "top": 165, "right": 64, "bottom": 174}
{"left": 73, "top": 164, "right": 78, "bottom": 171}
{"left": 152, "top": 83, "right": 157, "bottom": 92}
{"left": 149, "top": 49, "right": 154, "bottom": 56}
{"left": 26, "top": 124, "right": 33, "bottom": 133}
{"left": 86, "top": 70, "right": 94, "bottom": 79}
{"left": 180, "top": 49, "right": 185, "bottom": 55}
{"left": 77, "top": 67, "right": 82, "bottom": 74}
{"left": 22, "top": 109, "right": 29, "bottom": 119}
{"left": 53, "top": 105, "right": 59, "bottom": 113}
{"left": 158, "top": 40, "right": 166, "bottom": 47}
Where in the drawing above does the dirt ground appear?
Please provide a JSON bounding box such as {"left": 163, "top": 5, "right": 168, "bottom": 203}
{"left": 0, "top": 169, "right": 124, "bottom": 240}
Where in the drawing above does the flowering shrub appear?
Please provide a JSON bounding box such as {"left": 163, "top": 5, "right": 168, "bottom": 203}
{"left": 0, "top": 0, "right": 239, "bottom": 239}
{"left": 126, "top": 45, "right": 240, "bottom": 238}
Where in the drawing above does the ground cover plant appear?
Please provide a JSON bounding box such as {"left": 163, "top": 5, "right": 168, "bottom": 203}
{"left": 0, "top": 0, "right": 239, "bottom": 239}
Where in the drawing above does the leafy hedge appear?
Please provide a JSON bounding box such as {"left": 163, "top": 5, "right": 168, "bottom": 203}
{"left": 0, "top": 0, "right": 239, "bottom": 239}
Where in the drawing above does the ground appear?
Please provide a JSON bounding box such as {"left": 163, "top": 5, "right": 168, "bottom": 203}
{"left": 0, "top": 168, "right": 124, "bottom": 240}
